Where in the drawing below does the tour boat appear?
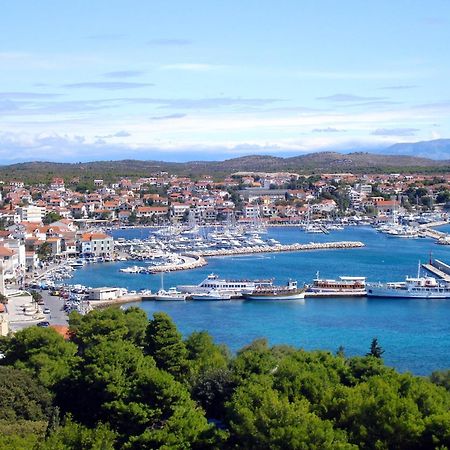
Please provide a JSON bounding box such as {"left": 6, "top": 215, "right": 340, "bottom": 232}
{"left": 243, "top": 281, "right": 305, "bottom": 300}
{"left": 367, "top": 263, "right": 450, "bottom": 298}
{"left": 177, "top": 273, "right": 273, "bottom": 296}
{"left": 305, "top": 273, "right": 367, "bottom": 297}
{"left": 367, "top": 277, "right": 450, "bottom": 298}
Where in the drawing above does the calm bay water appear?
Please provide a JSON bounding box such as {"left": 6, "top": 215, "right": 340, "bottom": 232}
{"left": 70, "top": 226, "right": 450, "bottom": 374}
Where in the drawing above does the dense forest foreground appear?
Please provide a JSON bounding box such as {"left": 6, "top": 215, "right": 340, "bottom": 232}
{"left": 0, "top": 307, "right": 449, "bottom": 449}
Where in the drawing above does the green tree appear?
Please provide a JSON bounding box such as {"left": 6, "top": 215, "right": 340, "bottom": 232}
{"left": 192, "top": 367, "right": 236, "bottom": 420}
{"left": 37, "top": 242, "right": 53, "bottom": 261}
{"left": 69, "top": 307, "right": 148, "bottom": 351}
{"left": 226, "top": 375, "right": 355, "bottom": 449}
{"left": 30, "top": 290, "right": 43, "bottom": 303}
{"left": 231, "top": 338, "right": 279, "bottom": 382}
{"left": 436, "top": 190, "right": 450, "bottom": 204}
{"left": 3, "top": 326, "right": 78, "bottom": 388}
{"left": 38, "top": 417, "right": 117, "bottom": 450}
{"left": 430, "top": 369, "right": 450, "bottom": 391}
{"left": 185, "top": 330, "right": 230, "bottom": 380}
{"left": 336, "top": 345, "right": 346, "bottom": 358}
{"left": 0, "top": 419, "right": 47, "bottom": 450}
{"left": 56, "top": 339, "right": 155, "bottom": 424}
{"left": 43, "top": 211, "right": 62, "bottom": 225}
{"left": 111, "top": 366, "right": 223, "bottom": 449}
{"left": 128, "top": 211, "right": 137, "bottom": 224}
{"left": 0, "top": 366, "right": 52, "bottom": 422}
{"left": 144, "top": 312, "right": 190, "bottom": 380}
{"left": 366, "top": 337, "right": 385, "bottom": 359}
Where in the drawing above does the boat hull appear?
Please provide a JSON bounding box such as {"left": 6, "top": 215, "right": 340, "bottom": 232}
{"left": 367, "top": 287, "right": 450, "bottom": 299}
{"left": 191, "top": 294, "right": 232, "bottom": 301}
{"left": 305, "top": 290, "right": 367, "bottom": 297}
{"left": 243, "top": 291, "right": 305, "bottom": 300}
{"left": 153, "top": 295, "right": 186, "bottom": 301}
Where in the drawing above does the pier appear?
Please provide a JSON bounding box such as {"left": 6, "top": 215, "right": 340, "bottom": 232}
{"left": 418, "top": 221, "right": 449, "bottom": 242}
{"left": 422, "top": 259, "right": 450, "bottom": 282}
{"left": 196, "top": 241, "right": 364, "bottom": 257}
{"left": 136, "top": 241, "right": 364, "bottom": 273}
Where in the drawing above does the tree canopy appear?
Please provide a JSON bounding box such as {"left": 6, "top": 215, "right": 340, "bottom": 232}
{"left": 0, "top": 307, "right": 449, "bottom": 449}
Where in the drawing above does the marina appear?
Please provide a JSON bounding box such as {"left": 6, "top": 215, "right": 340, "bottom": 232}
{"left": 29, "top": 225, "right": 450, "bottom": 374}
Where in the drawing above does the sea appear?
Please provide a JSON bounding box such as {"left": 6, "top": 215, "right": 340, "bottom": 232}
{"left": 70, "top": 225, "right": 450, "bottom": 375}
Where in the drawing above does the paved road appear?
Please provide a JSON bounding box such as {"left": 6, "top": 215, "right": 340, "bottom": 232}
{"left": 40, "top": 290, "right": 68, "bottom": 326}
{"left": 8, "top": 289, "right": 68, "bottom": 332}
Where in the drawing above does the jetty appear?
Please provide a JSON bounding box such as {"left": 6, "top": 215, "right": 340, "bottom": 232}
{"left": 141, "top": 241, "right": 364, "bottom": 273}
{"left": 90, "top": 294, "right": 143, "bottom": 309}
{"left": 422, "top": 259, "right": 450, "bottom": 282}
{"left": 196, "top": 241, "right": 364, "bottom": 257}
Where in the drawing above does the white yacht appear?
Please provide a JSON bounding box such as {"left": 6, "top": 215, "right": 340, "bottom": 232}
{"left": 191, "top": 289, "right": 233, "bottom": 301}
{"left": 177, "top": 273, "right": 273, "bottom": 296}
{"left": 367, "top": 264, "right": 450, "bottom": 298}
{"left": 153, "top": 287, "right": 187, "bottom": 301}
{"left": 119, "top": 265, "right": 144, "bottom": 273}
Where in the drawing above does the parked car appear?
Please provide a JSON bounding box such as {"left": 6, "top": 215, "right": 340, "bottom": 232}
{"left": 37, "top": 321, "right": 50, "bottom": 327}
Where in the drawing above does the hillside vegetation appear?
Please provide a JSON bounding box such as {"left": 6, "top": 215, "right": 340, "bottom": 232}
{"left": 0, "top": 152, "right": 448, "bottom": 184}
{"left": 0, "top": 307, "right": 449, "bottom": 449}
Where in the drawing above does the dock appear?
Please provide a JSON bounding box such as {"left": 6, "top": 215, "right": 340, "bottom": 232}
{"left": 418, "top": 221, "right": 449, "bottom": 242}
{"left": 197, "top": 241, "right": 364, "bottom": 258}
{"left": 422, "top": 259, "right": 450, "bottom": 282}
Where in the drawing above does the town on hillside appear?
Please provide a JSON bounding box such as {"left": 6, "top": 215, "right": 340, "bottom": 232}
{"left": 0, "top": 169, "right": 449, "bottom": 336}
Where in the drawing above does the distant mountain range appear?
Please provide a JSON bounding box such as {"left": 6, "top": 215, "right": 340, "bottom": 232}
{"left": 373, "top": 139, "right": 450, "bottom": 160}
{"left": 0, "top": 149, "right": 448, "bottom": 183}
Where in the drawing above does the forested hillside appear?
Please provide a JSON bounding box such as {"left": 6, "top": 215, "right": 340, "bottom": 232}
{"left": 0, "top": 307, "right": 449, "bottom": 449}
{"left": 0, "top": 151, "right": 448, "bottom": 184}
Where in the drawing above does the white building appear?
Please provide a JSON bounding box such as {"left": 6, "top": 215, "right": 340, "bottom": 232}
{"left": 78, "top": 232, "right": 114, "bottom": 257}
{"left": 88, "top": 287, "right": 125, "bottom": 300}
{"left": 16, "top": 205, "right": 46, "bottom": 223}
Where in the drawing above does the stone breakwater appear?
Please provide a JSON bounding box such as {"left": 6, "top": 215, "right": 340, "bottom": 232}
{"left": 197, "top": 241, "right": 365, "bottom": 257}
{"left": 143, "top": 242, "right": 364, "bottom": 273}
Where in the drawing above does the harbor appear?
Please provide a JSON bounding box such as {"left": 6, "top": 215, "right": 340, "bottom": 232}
{"left": 16, "top": 223, "right": 450, "bottom": 374}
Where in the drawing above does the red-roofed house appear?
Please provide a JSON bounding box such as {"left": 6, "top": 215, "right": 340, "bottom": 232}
{"left": 78, "top": 232, "right": 114, "bottom": 257}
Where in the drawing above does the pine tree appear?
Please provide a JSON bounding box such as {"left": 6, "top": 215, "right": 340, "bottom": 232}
{"left": 367, "top": 337, "right": 384, "bottom": 358}
{"left": 144, "top": 312, "right": 189, "bottom": 380}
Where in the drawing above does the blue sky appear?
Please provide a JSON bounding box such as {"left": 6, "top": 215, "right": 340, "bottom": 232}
{"left": 1, "top": 0, "right": 449, "bottom": 162}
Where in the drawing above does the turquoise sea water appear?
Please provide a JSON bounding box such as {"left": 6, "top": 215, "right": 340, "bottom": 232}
{"left": 70, "top": 227, "right": 450, "bottom": 374}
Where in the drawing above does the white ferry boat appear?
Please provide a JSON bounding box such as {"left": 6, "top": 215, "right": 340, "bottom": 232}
{"left": 367, "top": 276, "right": 450, "bottom": 299}
{"left": 306, "top": 273, "right": 367, "bottom": 297}
{"left": 177, "top": 274, "right": 273, "bottom": 296}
